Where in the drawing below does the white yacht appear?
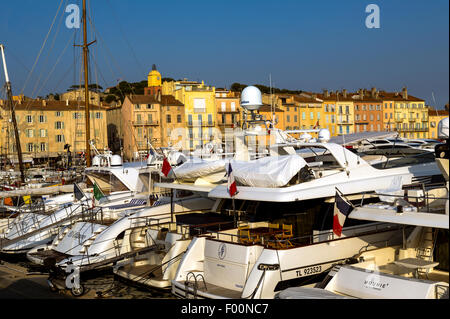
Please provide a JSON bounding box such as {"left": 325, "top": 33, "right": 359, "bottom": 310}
{"left": 0, "top": 153, "right": 148, "bottom": 254}
{"left": 276, "top": 117, "right": 449, "bottom": 299}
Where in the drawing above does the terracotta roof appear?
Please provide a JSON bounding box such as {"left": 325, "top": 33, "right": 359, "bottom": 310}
{"left": 7, "top": 99, "right": 109, "bottom": 111}
{"left": 259, "top": 105, "right": 284, "bottom": 112}
{"left": 376, "top": 90, "right": 424, "bottom": 102}
{"left": 428, "top": 108, "right": 449, "bottom": 116}
{"left": 127, "top": 94, "right": 184, "bottom": 106}
{"left": 293, "top": 95, "right": 322, "bottom": 104}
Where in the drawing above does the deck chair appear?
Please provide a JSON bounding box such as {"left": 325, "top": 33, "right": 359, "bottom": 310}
{"left": 268, "top": 223, "right": 279, "bottom": 230}
{"left": 275, "top": 224, "right": 294, "bottom": 248}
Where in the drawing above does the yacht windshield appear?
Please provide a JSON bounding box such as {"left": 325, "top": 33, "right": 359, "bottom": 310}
{"left": 371, "top": 152, "right": 436, "bottom": 169}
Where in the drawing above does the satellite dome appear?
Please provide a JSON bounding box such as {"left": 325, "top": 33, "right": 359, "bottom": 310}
{"left": 438, "top": 117, "right": 449, "bottom": 139}
{"left": 110, "top": 155, "right": 123, "bottom": 166}
{"left": 240, "top": 86, "right": 263, "bottom": 111}
{"left": 318, "top": 129, "right": 331, "bottom": 143}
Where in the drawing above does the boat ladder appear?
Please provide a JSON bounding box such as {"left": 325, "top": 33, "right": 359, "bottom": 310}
{"left": 184, "top": 272, "right": 207, "bottom": 299}
{"left": 416, "top": 227, "right": 438, "bottom": 279}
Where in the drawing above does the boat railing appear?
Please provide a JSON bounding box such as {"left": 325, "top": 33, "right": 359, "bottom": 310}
{"left": 201, "top": 222, "right": 402, "bottom": 249}
{"left": 356, "top": 185, "right": 448, "bottom": 214}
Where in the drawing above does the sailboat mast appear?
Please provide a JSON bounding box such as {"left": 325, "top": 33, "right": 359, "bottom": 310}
{"left": 83, "top": 0, "right": 91, "bottom": 167}
{"left": 0, "top": 44, "right": 25, "bottom": 184}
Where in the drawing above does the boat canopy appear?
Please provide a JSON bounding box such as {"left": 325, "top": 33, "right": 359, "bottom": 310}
{"left": 172, "top": 159, "right": 227, "bottom": 182}
{"left": 232, "top": 154, "right": 307, "bottom": 188}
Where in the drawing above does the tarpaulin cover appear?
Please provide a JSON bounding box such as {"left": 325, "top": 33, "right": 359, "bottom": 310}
{"left": 172, "top": 159, "right": 226, "bottom": 181}
{"left": 231, "top": 154, "right": 308, "bottom": 188}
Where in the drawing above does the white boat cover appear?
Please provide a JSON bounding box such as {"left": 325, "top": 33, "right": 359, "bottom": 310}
{"left": 231, "top": 154, "right": 308, "bottom": 188}
{"left": 277, "top": 287, "right": 354, "bottom": 299}
{"left": 172, "top": 159, "right": 227, "bottom": 181}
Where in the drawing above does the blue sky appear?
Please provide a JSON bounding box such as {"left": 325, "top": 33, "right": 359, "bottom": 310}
{"left": 0, "top": 0, "right": 448, "bottom": 108}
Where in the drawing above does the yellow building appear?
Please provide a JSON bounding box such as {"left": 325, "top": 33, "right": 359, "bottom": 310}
{"left": 428, "top": 106, "right": 449, "bottom": 139}
{"left": 377, "top": 88, "right": 428, "bottom": 139}
{"left": 162, "top": 79, "right": 217, "bottom": 150}
{"left": 0, "top": 99, "right": 108, "bottom": 163}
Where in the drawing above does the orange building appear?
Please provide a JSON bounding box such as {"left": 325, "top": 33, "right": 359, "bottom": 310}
{"left": 121, "top": 93, "right": 184, "bottom": 160}
{"left": 353, "top": 88, "right": 383, "bottom": 133}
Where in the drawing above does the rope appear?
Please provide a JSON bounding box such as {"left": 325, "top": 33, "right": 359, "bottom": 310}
{"left": 17, "top": 0, "right": 65, "bottom": 99}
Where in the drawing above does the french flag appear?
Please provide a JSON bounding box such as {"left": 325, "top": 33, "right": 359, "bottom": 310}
{"left": 333, "top": 191, "right": 353, "bottom": 237}
{"left": 227, "top": 162, "right": 238, "bottom": 197}
{"left": 161, "top": 157, "right": 172, "bottom": 177}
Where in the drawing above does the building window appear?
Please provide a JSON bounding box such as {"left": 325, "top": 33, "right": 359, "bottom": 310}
{"left": 287, "top": 115, "right": 290, "bottom": 122}
{"left": 137, "top": 128, "right": 142, "bottom": 137}
{"left": 73, "top": 112, "right": 82, "bottom": 119}
{"left": 294, "top": 115, "right": 297, "bottom": 123}
{"left": 385, "top": 113, "right": 388, "bottom": 119}
{"left": 147, "top": 104, "right": 154, "bottom": 109}
{"left": 56, "top": 135, "right": 64, "bottom": 143}
{"left": 55, "top": 121, "right": 64, "bottom": 129}
{"left": 40, "top": 143, "right": 46, "bottom": 152}
{"left": 310, "top": 112, "right": 314, "bottom": 120}
{"left": 39, "top": 115, "right": 46, "bottom": 123}
{"left": 177, "top": 114, "right": 182, "bottom": 123}
{"left": 345, "top": 105, "right": 349, "bottom": 113}
{"left": 208, "top": 114, "right": 213, "bottom": 125}
{"left": 148, "top": 114, "right": 153, "bottom": 123}
{"left": 221, "top": 102, "right": 226, "bottom": 112}
{"left": 317, "top": 112, "right": 320, "bottom": 120}
{"left": 194, "top": 98, "right": 206, "bottom": 113}
{"left": 26, "top": 129, "right": 33, "bottom": 138}
{"left": 188, "top": 115, "right": 193, "bottom": 126}
{"left": 95, "top": 112, "right": 102, "bottom": 119}
{"left": 26, "top": 115, "right": 33, "bottom": 123}
{"left": 134, "top": 104, "right": 140, "bottom": 110}
{"left": 302, "top": 112, "right": 306, "bottom": 120}
{"left": 166, "top": 114, "right": 171, "bottom": 123}
{"left": 27, "top": 143, "right": 33, "bottom": 152}
{"left": 39, "top": 129, "right": 47, "bottom": 137}
{"left": 55, "top": 111, "right": 62, "bottom": 117}
{"left": 231, "top": 102, "right": 236, "bottom": 112}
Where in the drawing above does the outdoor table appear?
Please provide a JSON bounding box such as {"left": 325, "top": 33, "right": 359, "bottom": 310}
{"left": 394, "top": 258, "right": 439, "bottom": 278}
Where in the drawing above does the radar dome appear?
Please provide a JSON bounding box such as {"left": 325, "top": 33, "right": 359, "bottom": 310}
{"left": 318, "top": 129, "right": 331, "bottom": 143}
{"left": 110, "top": 155, "right": 123, "bottom": 166}
{"left": 240, "top": 86, "right": 263, "bottom": 111}
{"left": 438, "top": 117, "right": 449, "bottom": 139}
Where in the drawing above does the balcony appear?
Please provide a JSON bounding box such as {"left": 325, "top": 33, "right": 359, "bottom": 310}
{"left": 421, "top": 117, "right": 429, "bottom": 122}
{"left": 187, "top": 121, "right": 216, "bottom": 127}
{"left": 395, "top": 117, "right": 404, "bottom": 122}
{"left": 132, "top": 120, "right": 159, "bottom": 126}
{"left": 218, "top": 109, "right": 240, "bottom": 113}
{"left": 397, "top": 127, "right": 428, "bottom": 132}
{"left": 408, "top": 117, "right": 416, "bottom": 122}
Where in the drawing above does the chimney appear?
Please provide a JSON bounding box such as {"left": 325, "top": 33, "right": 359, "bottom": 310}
{"left": 323, "top": 89, "right": 329, "bottom": 98}
{"left": 359, "top": 89, "right": 364, "bottom": 100}
{"left": 342, "top": 89, "right": 347, "bottom": 98}
{"left": 402, "top": 87, "right": 408, "bottom": 99}
{"left": 157, "top": 89, "right": 162, "bottom": 102}
{"left": 371, "top": 87, "right": 376, "bottom": 98}
{"left": 42, "top": 100, "right": 46, "bottom": 106}
{"left": 375, "top": 91, "right": 379, "bottom": 99}
{"left": 66, "top": 99, "right": 69, "bottom": 106}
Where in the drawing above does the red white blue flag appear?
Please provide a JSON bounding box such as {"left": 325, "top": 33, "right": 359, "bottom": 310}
{"left": 161, "top": 157, "right": 172, "bottom": 177}
{"left": 333, "top": 191, "right": 353, "bottom": 237}
{"left": 227, "top": 162, "right": 238, "bottom": 197}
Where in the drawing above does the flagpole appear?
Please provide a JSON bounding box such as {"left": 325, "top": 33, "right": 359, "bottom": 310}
{"left": 232, "top": 196, "right": 236, "bottom": 227}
